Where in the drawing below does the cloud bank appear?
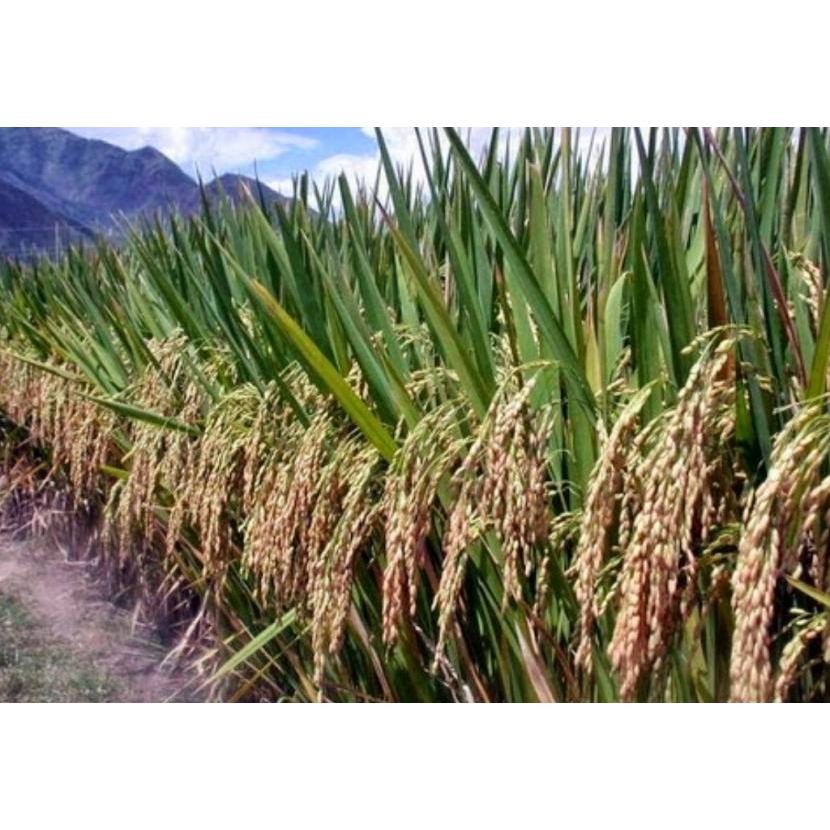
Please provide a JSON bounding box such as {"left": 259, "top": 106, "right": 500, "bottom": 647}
{"left": 267, "top": 127, "right": 609, "bottom": 203}
{"left": 70, "top": 127, "right": 319, "bottom": 178}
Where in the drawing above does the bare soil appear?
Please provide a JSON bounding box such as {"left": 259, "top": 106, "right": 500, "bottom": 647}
{"left": 0, "top": 538, "right": 201, "bottom": 702}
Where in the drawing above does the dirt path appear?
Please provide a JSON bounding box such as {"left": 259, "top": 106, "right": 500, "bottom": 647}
{"left": 0, "top": 538, "right": 201, "bottom": 702}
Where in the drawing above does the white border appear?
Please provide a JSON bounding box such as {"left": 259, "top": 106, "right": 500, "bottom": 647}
{"left": 2, "top": 2, "right": 828, "bottom": 825}
{"left": 1, "top": 703, "right": 824, "bottom": 828}
{"left": 4, "top": 1, "right": 827, "bottom": 124}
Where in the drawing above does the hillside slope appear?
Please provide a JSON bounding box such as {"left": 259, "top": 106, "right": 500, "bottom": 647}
{"left": 0, "top": 128, "right": 288, "bottom": 256}
{"left": 0, "top": 177, "right": 91, "bottom": 257}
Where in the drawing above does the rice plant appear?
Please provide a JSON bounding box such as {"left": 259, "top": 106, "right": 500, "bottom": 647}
{"left": 1, "top": 127, "right": 830, "bottom": 701}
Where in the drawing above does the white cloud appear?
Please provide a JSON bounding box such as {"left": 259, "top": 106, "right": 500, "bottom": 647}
{"left": 72, "top": 127, "right": 611, "bottom": 201}
{"left": 265, "top": 177, "right": 297, "bottom": 197}
{"left": 341, "top": 127, "right": 522, "bottom": 186}
{"left": 315, "top": 151, "right": 385, "bottom": 189}
{"left": 70, "top": 127, "right": 318, "bottom": 177}
{"left": 295, "top": 128, "right": 609, "bottom": 207}
{"left": 282, "top": 128, "right": 515, "bottom": 207}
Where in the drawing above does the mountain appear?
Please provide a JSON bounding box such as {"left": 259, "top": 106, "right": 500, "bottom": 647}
{"left": 0, "top": 128, "right": 287, "bottom": 257}
{"left": 0, "top": 128, "right": 197, "bottom": 229}
{"left": 0, "top": 177, "right": 92, "bottom": 258}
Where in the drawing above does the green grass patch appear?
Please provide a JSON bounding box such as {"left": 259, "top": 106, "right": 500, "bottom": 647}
{"left": 0, "top": 589, "right": 121, "bottom": 702}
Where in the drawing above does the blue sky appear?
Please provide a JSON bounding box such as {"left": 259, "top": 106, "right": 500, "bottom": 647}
{"left": 68, "top": 128, "right": 608, "bottom": 198}
{"left": 69, "top": 128, "right": 393, "bottom": 195}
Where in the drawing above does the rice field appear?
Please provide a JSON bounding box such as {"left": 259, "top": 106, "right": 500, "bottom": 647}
{"left": 1, "top": 127, "right": 830, "bottom": 702}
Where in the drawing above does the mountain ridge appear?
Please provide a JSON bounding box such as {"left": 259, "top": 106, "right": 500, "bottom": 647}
{"left": 0, "top": 177, "right": 93, "bottom": 257}
{"left": 0, "top": 128, "right": 287, "bottom": 257}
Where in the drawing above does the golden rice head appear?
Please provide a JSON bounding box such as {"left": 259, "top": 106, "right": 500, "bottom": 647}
{"left": 434, "top": 372, "right": 553, "bottom": 667}
{"left": 310, "top": 443, "right": 382, "bottom": 688}
{"left": 213, "top": 368, "right": 316, "bottom": 591}
{"left": 242, "top": 402, "right": 332, "bottom": 607}
{"left": 609, "top": 338, "right": 738, "bottom": 701}
{"left": 184, "top": 384, "right": 265, "bottom": 581}
{"left": 730, "top": 406, "right": 830, "bottom": 702}
{"left": 105, "top": 335, "right": 207, "bottom": 560}
{"left": 433, "top": 427, "right": 488, "bottom": 669}
{"left": 773, "top": 612, "right": 828, "bottom": 702}
{"left": 0, "top": 352, "right": 116, "bottom": 505}
{"left": 382, "top": 400, "right": 462, "bottom": 646}
{"left": 572, "top": 386, "right": 653, "bottom": 674}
